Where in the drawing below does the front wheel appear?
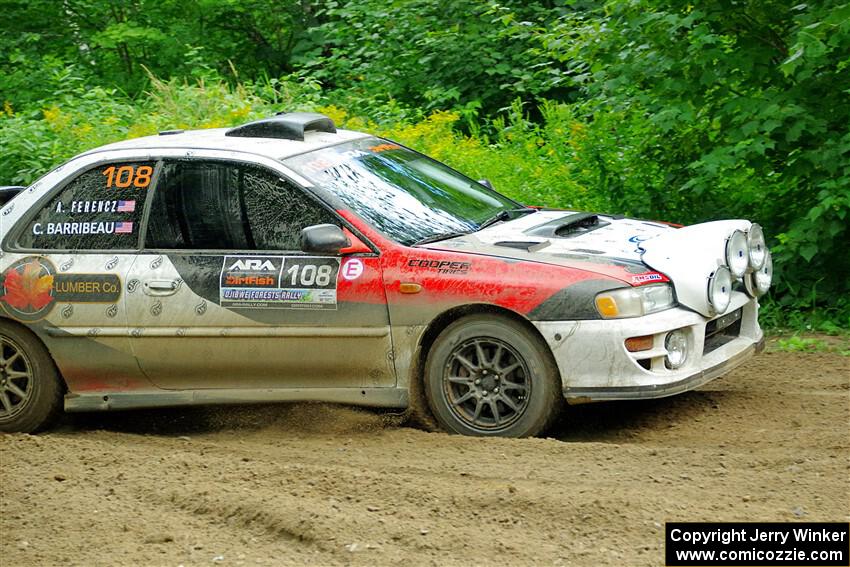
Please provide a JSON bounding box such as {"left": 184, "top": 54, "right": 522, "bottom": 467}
{"left": 424, "top": 314, "right": 561, "bottom": 437}
{"left": 0, "top": 321, "right": 62, "bottom": 433}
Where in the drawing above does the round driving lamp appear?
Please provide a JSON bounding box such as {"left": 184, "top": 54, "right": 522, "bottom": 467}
{"left": 665, "top": 329, "right": 688, "bottom": 369}
{"left": 755, "top": 249, "right": 773, "bottom": 296}
{"left": 707, "top": 266, "right": 732, "bottom": 314}
{"left": 726, "top": 230, "right": 749, "bottom": 278}
{"left": 747, "top": 224, "right": 766, "bottom": 270}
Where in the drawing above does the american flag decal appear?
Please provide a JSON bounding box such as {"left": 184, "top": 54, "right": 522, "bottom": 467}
{"left": 115, "top": 222, "right": 133, "bottom": 234}
{"left": 117, "top": 200, "right": 136, "bottom": 212}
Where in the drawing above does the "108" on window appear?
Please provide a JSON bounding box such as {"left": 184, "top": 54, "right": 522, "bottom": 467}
{"left": 102, "top": 165, "right": 153, "bottom": 188}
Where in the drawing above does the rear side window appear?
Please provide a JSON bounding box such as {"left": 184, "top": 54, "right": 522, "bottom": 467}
{"left": 144, "top": 160, "right": 338, "bottom": 251}
{"left": 16, "top": 161, "right": 155, "bottom": 250}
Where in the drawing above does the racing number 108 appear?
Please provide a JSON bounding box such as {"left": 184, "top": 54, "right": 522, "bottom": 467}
{"left": 286, "top": 264, "right": 333, "bottom": 287}
{"left": 102, "top": 165, "right": 153, "bottom": 188}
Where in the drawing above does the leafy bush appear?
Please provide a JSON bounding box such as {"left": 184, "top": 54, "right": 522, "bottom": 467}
{"left": 0, "top": 73, "right": 322, "bottom": 184}
{"left": 517, "top": 0, "right": 850, "bottom": 323}
{"left": 2, "top": 42, "right": 849, "bottom": 330}
{"left": 309, "top": 0, "right": 564, "bottom": 115}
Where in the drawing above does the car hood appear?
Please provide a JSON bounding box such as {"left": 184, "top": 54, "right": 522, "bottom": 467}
{"left": 424, "top": 210, "right": 752, "bottom": 317}
{"left": 423, "top": 210, "right": 672, "bottom": 279}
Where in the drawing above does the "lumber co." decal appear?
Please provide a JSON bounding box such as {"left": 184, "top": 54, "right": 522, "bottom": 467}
{"left": 0, "top": 257, "right": 122, "bottom": 322}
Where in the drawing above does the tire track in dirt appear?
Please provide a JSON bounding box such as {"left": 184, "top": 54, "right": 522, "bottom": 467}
{"left": 2, "top": 351, "right": 848, "bottom": 566}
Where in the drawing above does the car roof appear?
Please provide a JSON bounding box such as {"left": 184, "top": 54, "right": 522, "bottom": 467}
{"left": 79, "top": 124, "right": 371, "bottom": 161}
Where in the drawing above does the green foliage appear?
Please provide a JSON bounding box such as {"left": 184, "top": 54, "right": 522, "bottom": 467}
{"left": 772, "top": 334, "right": 850, "bottom": 356}
{"left": 1, "top": 0, "right": 849, "bottom": 329}
{"left": 0, "top": 73, "right": 322, "bottom": 185}
{"left": 523, "top": 0, "right": 850, "bottom": 318}
{"left": 308, "top": 0, "right": 564, "bottom": 115}
{"left": 0, "top": 0, "right": 312, "bottom": 106}
{"left": 773, "top": 336, "right": 831, "bottom": 353}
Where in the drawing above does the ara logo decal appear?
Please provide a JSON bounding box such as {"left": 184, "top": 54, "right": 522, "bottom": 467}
{"left": 222, "top": 256, "right": 280, "bottom": 289}
{"left": 228, "top": 259, "right": 277, "bottom": 271}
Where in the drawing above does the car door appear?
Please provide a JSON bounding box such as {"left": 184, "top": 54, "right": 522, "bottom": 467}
{"left": 3, "top": 158, "right": 156, "bottom": 391}
{"left": 125, "top": 157, "right": 395, "bottom": 390}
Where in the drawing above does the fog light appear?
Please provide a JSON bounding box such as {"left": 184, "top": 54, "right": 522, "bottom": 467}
{"left": 665, "top": 330, "right": 688, "bottom": 369}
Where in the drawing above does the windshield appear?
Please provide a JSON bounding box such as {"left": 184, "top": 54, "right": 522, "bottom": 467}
{"left": 283, "top": 137, "right": 520, "bottom": 245}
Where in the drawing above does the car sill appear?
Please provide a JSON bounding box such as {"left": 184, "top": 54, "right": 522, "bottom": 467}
{"left": 46, "top": 326, "right": 390, "bottom": 338}
{"left": 65, "top": 386, "right": 409, "bottom": 412}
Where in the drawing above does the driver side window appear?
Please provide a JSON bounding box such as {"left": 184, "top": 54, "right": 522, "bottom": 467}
{"left": 145, "top": 160, "right": 338, "bottom": 251}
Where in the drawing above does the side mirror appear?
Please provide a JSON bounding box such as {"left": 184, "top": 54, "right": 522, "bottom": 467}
{"left": 300, "top": 224, "right": 351, "bottom": 255}
{"left": 478, "top": 179, "right": 494, "bottom": 191}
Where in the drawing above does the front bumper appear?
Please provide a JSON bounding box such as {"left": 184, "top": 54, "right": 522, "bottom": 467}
{"left": 533, "top": 292, "right": 763, "bottom": 402}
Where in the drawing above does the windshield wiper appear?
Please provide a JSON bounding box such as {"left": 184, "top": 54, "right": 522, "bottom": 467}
{"left": 477, "top": 207, "right": 537, "bottom": 231}
{"left": 412, "top": 231, "right": 471, "bottom": 246}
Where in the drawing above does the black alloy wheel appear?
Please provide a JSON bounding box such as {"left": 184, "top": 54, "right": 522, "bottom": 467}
{"left": 424, "top": 314, "right": 561, "bottom": 437}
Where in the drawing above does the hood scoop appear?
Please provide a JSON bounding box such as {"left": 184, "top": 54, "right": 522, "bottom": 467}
{"left": 495, "top": 240, "right": 551, "bottom": 252}
{"left": 524, "top": 212, "right": 609, "bottom": 238}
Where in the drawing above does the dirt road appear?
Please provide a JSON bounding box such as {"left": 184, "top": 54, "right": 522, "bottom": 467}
{"left": 2, "top": 348, "right": 848, "bottom": 566}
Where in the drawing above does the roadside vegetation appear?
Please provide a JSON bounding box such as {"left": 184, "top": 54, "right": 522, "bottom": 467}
{"left": 2, "top": 1, "right": 848, "bottom": 332}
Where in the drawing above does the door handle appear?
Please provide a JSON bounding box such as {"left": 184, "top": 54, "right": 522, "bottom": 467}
{"left": 144, "top": 279, "right": 179, "bottom": 296}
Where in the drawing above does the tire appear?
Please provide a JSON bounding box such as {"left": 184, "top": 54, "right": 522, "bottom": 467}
{"left": 423, "top": 314, "right": 561, "bottom": 437}
{"left": 0, "top": 321, "right": 63, "bottom": 433}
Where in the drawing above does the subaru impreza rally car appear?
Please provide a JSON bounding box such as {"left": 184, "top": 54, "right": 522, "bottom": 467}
{"left": 0, "top": 112, "right": 771, "bottom": 437}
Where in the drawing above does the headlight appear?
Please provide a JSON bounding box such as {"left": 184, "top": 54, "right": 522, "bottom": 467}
{"left": 595, "top": 284, "right": 675, "bottom": 319}
{"left": 707, "top": 266, "right": 732, "bottom": 314}
{"left": 747, "top": 223, "right": 766, "bottom": 270}
{"left": 726, "top": 230, "right": 749, "bottom": 278}
{"left": 755, "top": 249, "right": 773, "bottom": 295}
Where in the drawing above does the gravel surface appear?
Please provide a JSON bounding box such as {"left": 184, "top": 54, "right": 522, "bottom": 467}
{"left": 2, "top": 350, "right": 848, "bottom": 566}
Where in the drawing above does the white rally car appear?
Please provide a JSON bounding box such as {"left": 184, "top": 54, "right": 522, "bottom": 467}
{"left": 0, "top": 112, "right": 770, "bottom": 436}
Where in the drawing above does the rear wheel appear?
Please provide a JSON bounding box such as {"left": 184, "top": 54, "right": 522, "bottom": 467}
{"left": 0, "top": 322, "right": 62, "bottom": 433}
{"left": 424, "top": 315, "right": 561, "bottom": 437}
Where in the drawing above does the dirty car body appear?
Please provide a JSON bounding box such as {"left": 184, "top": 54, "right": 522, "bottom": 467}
{"left": 0, "top": 113, "right": 771, "bottom": 437}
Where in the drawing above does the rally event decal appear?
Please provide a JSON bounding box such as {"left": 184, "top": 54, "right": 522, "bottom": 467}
{"left": 219, "top": 255, "right": 339, "bottom": 310}
{"left": 0, "top": 257, "right": 122, "bottom": 322}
